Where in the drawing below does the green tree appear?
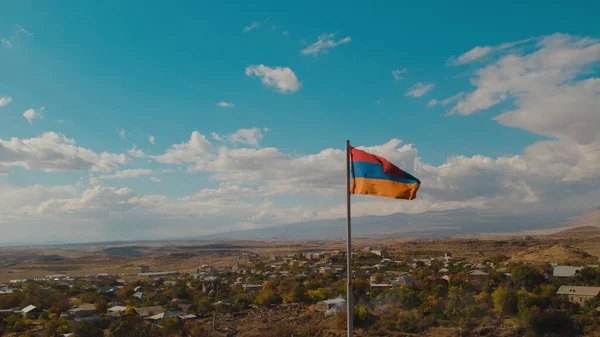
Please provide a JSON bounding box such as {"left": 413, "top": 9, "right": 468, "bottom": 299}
{"left": 492, "top": 285, "right": 517, "bottom": 315}
{"left": 71, "top": 321, "right": 103, "bottom": 337}
{"left": 511, "top": 265, "right": 545, "bottom": 291}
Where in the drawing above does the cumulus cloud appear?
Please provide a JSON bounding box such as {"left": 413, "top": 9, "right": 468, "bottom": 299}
{"left": 245, "top": 64, "right": 301, "bottom": 93}
{"left": 227, "top": 127, "right": 264, "bottom": 147}
{"left": 4, "top": 33, "right": 600, "bottom": 242}
{"left": 23, "top": 108, "right": 42, "bottom": 124}
{"left": 118, "top": 129, "right": 126, "bottom": 138}
{"left": 154, "top": 131, "right": 213, "bottom": 164}
{"left": 0, "top": 132, "right": 130, "bottom": 173}
{"left": 242, "top": 21, "right": 260, "bottom": 33}
{"left": 0, "top": 96, "right": 12, "bottom": 108}
{"left": 301, "top": 33, "right": 351, "bottom": 56}
{"left": 99, "top": 169, "right": 153, "bottom": 180}
{"left": 392, "top": 68, "right": 407, "bottom": 80}
{"left": 405, "top": 82, "right": 435, "bottom": 97}
{"left": 148, "top": 135, "right": 155, "bottom": 144}
{"left": 150, "top": 177, "right": 161, "bottom": 183}
{"left": 128, "top": 145, "right": 147, "bottom": 158}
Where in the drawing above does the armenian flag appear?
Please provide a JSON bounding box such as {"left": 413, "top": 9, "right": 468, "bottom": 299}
{"left": 350, "top": 147, "right": 420, "bottom": 200}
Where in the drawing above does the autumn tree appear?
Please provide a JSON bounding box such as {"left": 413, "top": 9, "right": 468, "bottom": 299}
{"left": 492, "top": 285, "right": 517, "bottom": 315}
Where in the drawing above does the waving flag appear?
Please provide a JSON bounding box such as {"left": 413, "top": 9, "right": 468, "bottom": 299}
{"left": 350, "top": 147, "right": 420, "bottom": 200}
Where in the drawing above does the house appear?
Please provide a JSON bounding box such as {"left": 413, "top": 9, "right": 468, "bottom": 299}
{"left": 132, "top": 292, "right": 146, "bottom": 299}
{"left": 556, "top": 286, "right": 600, "bottom": 305}
{"left": 319, "top": 266, "right": 333, "bottom": 274}
{"left": 67, "top": 303, "right": 97, "bottom": 317}
{"left": 553, "top": 266, "right": 583, "bottom": 278}
{"left": 21, "top": 305, "right": 42, "bottom": 318}
{"left": 467, "top": 270, "right": 489, "bottom": 288}
{"left": 242, "top": 284, "right": 263, "bottom": 291}
{"left": 0, "top": 287, "right": 15, "bottom": 295}
{"left": 107, "top": 305, "right": 127, "bottom": 317}
{"left": 393, "top": 276, "right": 417, "bottom": 286}
{"left": 145, "top": 311, "right": 197, "bottom": 321}
{"left": 135, "top": 306, "right": 165, "bottom": 318}
{"left": 316, "top": 298, "right": 346, "bottom": 313}
{"left": 372, "top": 249, "right": 389, "bottom": 258}
{"left": 98, "top": 286, "right": 120, "bottom": 293}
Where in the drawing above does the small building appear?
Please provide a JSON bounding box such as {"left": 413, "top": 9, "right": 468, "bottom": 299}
{"left": 372, "top": 249, "right": 390, "bottom": 258}
{"left": 319, "top": 266, "right": 333, "bottom": 274}
{"left": 21, "top": 305, "right": 42, "bottom": 318}
{"left": 132, "top": 292, "right": 146, "bottom": 299}
{"left": 393, "top": 276, "right": 417, "bottom": 286}
{"left": 467, "top": 270, "right": 489, "bottom": 288}
{"left": 242, "top": 284, "right": 263, "bottom": 291}
{"left": 553, "top": 266, "right": 583, "bottom": 278}
{"left": 135, "top": 306, "right": 165, "bottom": 318}
{"left": 140, "top": 265, "right": 151, "bottom": 273}
{"left": 67, "top": 303, "right": 97, "bottom": 318}
{"left": 316, "top": 298, "right": 346, "bottom": 313}
{"left": 556, "top": 286, "right": 600, "bottom": 305}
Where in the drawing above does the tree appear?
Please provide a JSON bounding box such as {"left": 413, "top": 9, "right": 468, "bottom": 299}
{"left": 492, "top": 285, "right": 517, "bottom": 315}
{"left": 95, "top": 298, "right": 108, "bottom": 313}
{"left": 71, "top": 321, "right": 103, "bottom": 337}
{"left": 254, "top": 288, "right": 281, "bottom": 306}
{"left": 306, "top": 288, "right": 328, "bottom": 301}
{"left": 511, "top": 265, "right": 545, "bottom": 291}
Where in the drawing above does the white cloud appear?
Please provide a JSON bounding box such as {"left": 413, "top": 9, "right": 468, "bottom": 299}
{"left": 127, "top": 145, "right": 147, "bottom": 159}
{"left": 405, "top": 82, "right": 435, "bottom": 97}
{"left": 282, "top": 31, "right": 289, "bottom": 36}
{"left": 0, "top": 96, "right": 12, "bottom": 107}
{"left": 15, "top": 24, "right": 33, "bottom": 37}
{"left": 150, "top": 177, "right": 161, "bottom": 183}
{"left": 23, "top": 108, "right": 42, "bottom": 124}
{"left": 99, "top": 169, "right": 153, "bottom": 180}
{"left": 217, "top": 101, "right": 234, "bottom": 108}
{"left": 154, "top": 131, "right": 213, "bottom": 164}
{"left": 0, "top": 132, "right": 131, "bottom": 173}
{"left": 4, "top": 33, "right": 600, "bottom": 242}
{"left": 227, "top": 127, "right": 264, "bottom": 147}
{"left": 148, "top": 135, "right": 155, "bottom": 144}
{"left": 211, "top": 132, "right": 223, "bottom": 141}
{"left": 451, "top": 38, "right": 532, "bottom": 65}
{"left": 428, "top": 92, "right": 464, "bottom": 107}
{"left": 301, "top": 33, "right": 351, "bottom": 56}
{"left": 392, "top": 68, "right": 407, "bottom": 80}
{"left": 245, "top": 64, "right": 301, "bottom": 93}
{"left": 243, "top": 21, "right": 260, "bottom": 33}
{"left": 1, "top": 39, "right": 12, "bottom": 50}
{"left": 118, "top": 129, "right": 126, "bottom": 138}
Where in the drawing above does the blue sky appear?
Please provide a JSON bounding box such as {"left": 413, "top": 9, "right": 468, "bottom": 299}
{"left": 1, "top": 1, "right": 600, "bottom": 244}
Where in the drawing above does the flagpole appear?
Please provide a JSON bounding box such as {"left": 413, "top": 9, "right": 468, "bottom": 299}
{"left": 346, "top": 140, "right": 353, "bottom": 337}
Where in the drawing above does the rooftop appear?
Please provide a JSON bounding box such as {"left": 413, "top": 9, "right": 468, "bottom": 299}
{"left": 556, "top": 286, "right": 600, "bottom": 297}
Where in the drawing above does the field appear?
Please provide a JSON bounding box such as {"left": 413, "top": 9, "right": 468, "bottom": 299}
{"left": 3, "top": 227, "right": 600, "bottom": 283}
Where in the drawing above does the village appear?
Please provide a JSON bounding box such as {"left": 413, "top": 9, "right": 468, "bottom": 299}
{"left": 2, "top": 241, "right": 600, "bottom": 337}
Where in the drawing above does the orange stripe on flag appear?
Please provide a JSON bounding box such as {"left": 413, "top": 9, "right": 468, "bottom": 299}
{"left": 351, "top": 178, "right": 420, "bottom": 200}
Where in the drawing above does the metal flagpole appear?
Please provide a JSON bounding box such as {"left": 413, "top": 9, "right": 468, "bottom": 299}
{"left": 346, "top": 140, "right": 353, "bottom": 337}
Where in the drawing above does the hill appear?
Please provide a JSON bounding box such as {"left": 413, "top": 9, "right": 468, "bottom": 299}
{"left": 550, "top": 226, "right": 600, "bottom": 238}
{"left": 563, "top": 206, "right": 600, "bottom": 228}
{"left": 509, "top": 244, "right": 596, "bottom": 264}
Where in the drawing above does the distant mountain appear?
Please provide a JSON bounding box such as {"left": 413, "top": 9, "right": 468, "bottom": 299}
{"left": 563, "top": 206, "right": 600, "bottom": 228}
{"left": 193, "top": 208, "right": 579, "bottom": 240}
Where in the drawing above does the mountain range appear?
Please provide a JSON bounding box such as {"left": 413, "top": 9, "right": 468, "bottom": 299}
{"left": 192, "top": 207, "right": 600, "bottom": 240}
